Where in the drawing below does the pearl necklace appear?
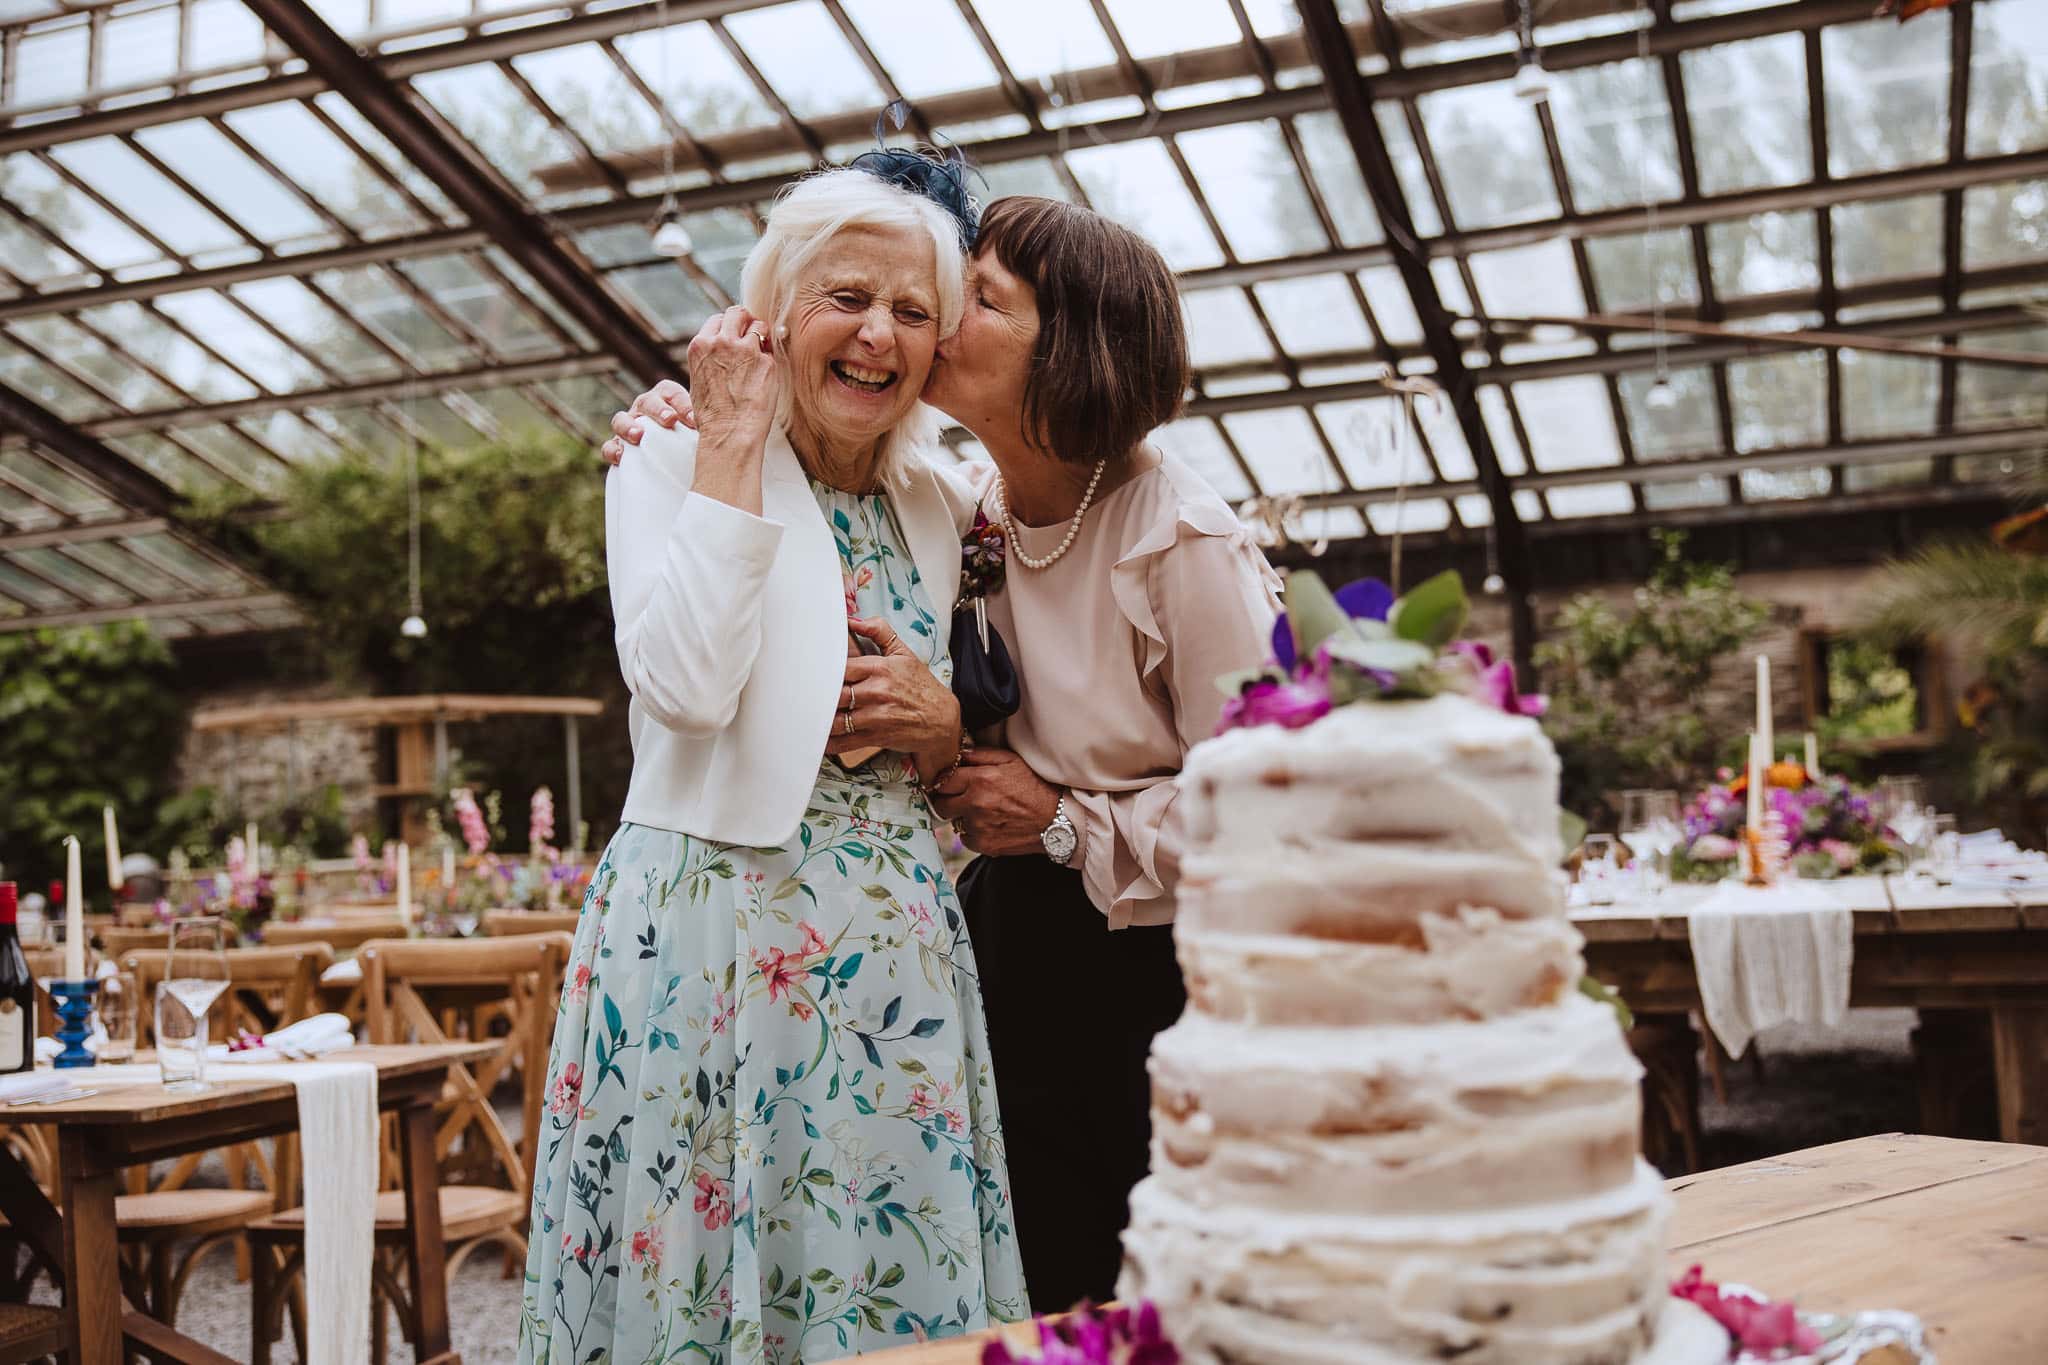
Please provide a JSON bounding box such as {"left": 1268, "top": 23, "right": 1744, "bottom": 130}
{"left": 994, "top": 458, "right": 1108, "bottom": 571}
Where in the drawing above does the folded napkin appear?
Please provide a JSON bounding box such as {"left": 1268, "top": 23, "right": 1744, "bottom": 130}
{"left": 1688, "top": 881, "right": 1853, "bottom": 1058}
{"left": 212, "top": 1012, "right": 356, "bottom": 1063}
{"left": 0, "top": 1070, "right": 77, "bottom": 1103}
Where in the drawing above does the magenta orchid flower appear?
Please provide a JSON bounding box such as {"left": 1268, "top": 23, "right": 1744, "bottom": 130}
{"left": 1448, "top": 640, "right": 1548, "bottom": 717}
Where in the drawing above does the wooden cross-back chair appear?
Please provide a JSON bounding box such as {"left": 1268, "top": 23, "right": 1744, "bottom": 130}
{"left": 96, "top": 927, "right": 173, "bottom": 960}
{"left": 260, "top": 917, "right": 409, "bottom": 953}
{"left": 248, "top": 932, "right": 569, "bottom": 1364}
{"left": 483, "top": 909, "right": 579, "bottom": 938}
{"left": 112, "top": 943, "right": 336, "bottom": 1328}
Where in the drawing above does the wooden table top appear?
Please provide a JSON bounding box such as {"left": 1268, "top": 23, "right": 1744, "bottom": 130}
{"left": 0, "top": 1042, "right": 497, "bottom": 1125}
{"left": 866, "top": 1134, "right": 2048, "bottom": 1364}
{"left": 1571, "top": 876, "right": 2048, "bottom": 942}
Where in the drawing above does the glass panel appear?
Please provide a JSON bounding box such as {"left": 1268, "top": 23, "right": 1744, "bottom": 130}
{"left": 1955, "top": 325, "right": 2048, "bottom": 430}
{"left": 539, "top": 374, "right": 634, "bottom": 439}
{"left": 1840, "top": 352, "right": 1939, "bottom": 440}
{"left": 0, "top": 560, "right": 77, "bottom": 612}
{"left": 968, "top": 0, "right": 1115, "bottom": 78}
{"left": 1969, "top": 0, "right": 2048, "bottom": 156}
{"left": 979, "top": 158, "right": 1076, "bottom": 204}
{"left": 613, "top": 23, "right": 780, "bottom": 136}
{"left": 132, "top": 121, "right": 331, "bottom": 249}
{"left": 1153, "top": 417, "right": 1252, "bottom": 501}
{"left": 174, "top": 424, "right": 287, "bottom": 492}
{"left": 607, "top": 264, "right": 719, "bottom": 338}
{"left": 1177, "top": 122, "right": 1330, "bottom": 261}
{"left": 58, "top": 541, "right": 162, "bottom": 598}
{"left": 411, "top": 64, "right": 590, "bottom": 202}
{"left": 1477, "top": 386, "right": 1528, "bottom": 476}
{"left": 1643, "top": 473, "right": 1731, "bottom": 511}
{"left": 396, "top": 256, "right": 559, "bottom": 361}
{"left": 1183, "top": 288, "right": 1274, "bottom": 367}
{"left": 46, "top": 137, "right": 243, "bottom": 258}
{"left": 679, "top": 208, "right": 761, "bottom": 300}
{"left": 466, "top": 386, "right": 566, "bottom": 441}
{"left": 1366, "top": 498, "right": 1451, "bottom": 535}
{"left": 1740, "top": 466, "right": 1830, "bottom": 501}
{"left": 1830, "top": 195, "right": 1944, "bottom": 287}
{"left": 1706, "top": 211, "right": 1822, "bottom": 296}
{"left": 1371, "top": 105, "right": 1444, "bottom": 237}
{"left": 1414, "top": 392, "right": 1473, "bottom": 479}
{"left": 1618, "top": 365, "right": 1719, "bottom": 460}
{"left": 311, "top": 94, "right": 461, "bottom": 222}
{"left": 1, "top": 449, "right": 116, "bottom": 517}
{"left": 1101, "top": 0, "right": 1243, "bottom": 56}
{"left": 7, "top": 316, "right": 183, "bottom": 411}
{"left": 100, "top": 6, "right": 181, "bottom": 92}
{"left": 1065, "top": 140, "right": 1225, "bottom": 270}
{"left": 2, "top": 153, "right": 164, "bottom": 272}
{"left": 231, "top": 278, "right": 403, "bottom": 384}
{"left": 1549, "top": 58, "right": 1682, "bottom": 212}
{"left": 1843, "top": 459, "right": 1933, "bottom": 493}
{"left": 1413, "top": 82, "right": 1559, "bottom": 228}
{"left": 1511, "top": 377, "right": 1622, "bottom": 472}
{"left": 1584, "top": 228, "right": 1699, "bottom": 311}
{"left": 1314, "top": 397, "right": 1433, "bottom": 490}
{"left": 1546, "top": 482, "right": 1634, "bottom": 519}
{"left": 154, "top": 291, "right": 322, "bottom": 392}
{"left": 1454, "top": 493, "right": 1493, "bottom": 526}
{"left": 843, "top": 0, "right": 1000, "bottom": 98}
{"left": 1357, "top": 267, "right": 1422, "bottom": 346}
{"left": 1513, "top": 488, "right": 1546, "bottom": 521}
{"left": 1292, "top": 112, "right": 1384, "bottom": 247}
{"left": 1683, "top": 33, "right": 1811, "bottom": 194}
{"left": 103, "top": 433, "right": 225, "bottom": 495}
{"left": 510, "top": 45, "right": 668, "bottom": 161}
{"left": 1823, "top": 13, "right": 1951, "bottom": 177}
{"left": 75, "top": 301, "right": 260, "bottom": 403}
{"left": 310, "top": 266, "right": 472, "bottom": 371}
{"left": 0, "top": 339, "right": 111, "bottom": 420}
{"left": 188, "top": 0, "right": 267, "bottom": 72}
{"left": 0, "top": 176, "right": 89, "bottom": 286}
{"left": 1219, "top": 409, "right": 1339, "bottom": 495}
{"left": 1254, "top": 275, "right": 1374, "bottom": 357}
{"left": 11, "top": 22, "right": 88, "bottom": 107}
{"left": 1467, "top": 241, "right": 1585, "bottom": 320}
{"left": 1291, "top": 507, "right": 1368, "bottom": 544}
{"left": 1962, "top": 180, "right": 2048, "bottom": 268}
{"left": 222, "top": 102, "right": 436, "bottom": 238}
{"left": 726, "top": 3, "right": 885, "bottom": 120}
{"left": 1728, "top": 351, "right": 1827, "bottom": 451}
{"left": 240, "top": 410, "right": 343, "bottom": 465}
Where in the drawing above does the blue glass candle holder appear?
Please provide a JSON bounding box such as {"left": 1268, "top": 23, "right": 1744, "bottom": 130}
{"left": 49, "top": 978, "right": 99, "bottom": 1069}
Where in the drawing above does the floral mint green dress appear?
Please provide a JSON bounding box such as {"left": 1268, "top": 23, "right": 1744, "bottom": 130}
{"left": 521, "top": 482, "right": 1028, "bottom": 1364}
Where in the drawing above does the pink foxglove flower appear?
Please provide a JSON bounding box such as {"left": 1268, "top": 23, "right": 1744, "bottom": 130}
{"left": 452, "top": 787, "right": 490, "bottom": 857}
{"left": 529, "top": 786, "right": 558, "bottom": 863}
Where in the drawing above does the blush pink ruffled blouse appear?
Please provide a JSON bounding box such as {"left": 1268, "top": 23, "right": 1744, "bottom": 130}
{"left": 967, "top": 453, "right": 1282, "bottom": 929}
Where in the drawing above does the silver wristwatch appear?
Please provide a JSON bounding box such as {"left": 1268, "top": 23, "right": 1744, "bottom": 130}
{"left": 1040, "top": 794, "right": 1079, "bottom": 866}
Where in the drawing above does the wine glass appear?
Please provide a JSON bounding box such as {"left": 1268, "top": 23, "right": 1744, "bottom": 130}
{"left": 159, "top": 917, "right": 228, "bottom": 1092}
{"left": 1580, "top": 834, "right": 1622, "bottom": 906}
{"left": 1620, "top": 790, "right": 1684, "bottom": 896}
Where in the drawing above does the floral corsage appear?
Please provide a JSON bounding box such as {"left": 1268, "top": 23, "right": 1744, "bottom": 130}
{"left": 960, "top": 509, "right": 1006, "bottom": 602}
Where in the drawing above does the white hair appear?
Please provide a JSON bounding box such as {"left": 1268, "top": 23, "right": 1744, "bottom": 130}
{"left": 740, "top": 167, "right": 967, "bottom": 487}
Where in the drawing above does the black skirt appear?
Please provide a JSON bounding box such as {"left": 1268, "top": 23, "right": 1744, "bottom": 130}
{"left": 957, "top": 854, "right": 1186, "bottom": 1314}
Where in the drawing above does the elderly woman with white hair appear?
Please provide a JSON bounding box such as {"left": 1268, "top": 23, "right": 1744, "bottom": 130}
{"left": 521, "top": 161, "right": 1027, "bottom": 1364}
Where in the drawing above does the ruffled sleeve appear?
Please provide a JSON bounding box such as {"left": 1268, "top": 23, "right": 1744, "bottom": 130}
{"left": 1067, "top": 483, "right": 1281, "bottom": 928}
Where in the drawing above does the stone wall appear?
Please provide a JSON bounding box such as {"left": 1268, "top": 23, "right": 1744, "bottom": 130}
{"left": 173, "top": 683, "right": 380, "bottom": 832}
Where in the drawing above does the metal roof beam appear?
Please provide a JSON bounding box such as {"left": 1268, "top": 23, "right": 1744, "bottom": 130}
{"left": 237, "top": 0, "right": 672, "bottom": 385}
{"left": 1297, "top": 0, "right": 1535, "bottom": 669}
{"left": 0, "top": 516, "right": 168, "bottom": 552}
{"left": 0, "top": 383, "right": 178, "bottom": 517}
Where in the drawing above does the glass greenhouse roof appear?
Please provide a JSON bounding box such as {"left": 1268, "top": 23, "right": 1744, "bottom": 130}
{"left": 0, "top": 0, "right": 2043, "bottom": 634}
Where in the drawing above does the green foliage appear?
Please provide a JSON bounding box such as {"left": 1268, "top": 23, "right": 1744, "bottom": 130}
{"left": 0, "top": 623, "right": 185, "bottom": 899}
{"left": 1859, "top": 533, "right": 2048, "bottom": 826}
{"left": 196, "top": 433, "right": 632, "bottom": 849}
{"left": 1817, "top": 637, "right": 1920, "bottom": 744}
{"left": 1537, "top": 531, "right": 1772, "bottom": 828}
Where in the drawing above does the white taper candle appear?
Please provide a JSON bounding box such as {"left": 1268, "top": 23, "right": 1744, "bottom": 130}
{"left": 64, "top": 835, "right": 85, "bottom": 981}
{"left": 103, "top": 804, "right": 122, "bottom": 893}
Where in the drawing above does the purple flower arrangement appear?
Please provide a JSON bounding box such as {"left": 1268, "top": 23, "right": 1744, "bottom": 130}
{"left": 982, "top": 1301, "right": 1179, "bottom": 1365}
{"left": 1215, "top": 569, "right": 1544, "bottom": 735}
{"left": 1677, "top": 769, "right": 1901, "bottom": 880}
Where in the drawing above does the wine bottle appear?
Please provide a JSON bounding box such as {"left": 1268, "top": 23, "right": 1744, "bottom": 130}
{"left": 0, "top": 884, "right": 33, "bottom": 1073}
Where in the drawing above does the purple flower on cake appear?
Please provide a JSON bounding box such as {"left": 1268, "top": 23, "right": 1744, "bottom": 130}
{"left": 1217, "top": 677, "right": 1332, "bottom": 731}
{"left": 1447, "top": 640, "right": 1548, "bottom": 717}
{"left": 982, "top": 1301, "right": 1179, "bottom": 1365}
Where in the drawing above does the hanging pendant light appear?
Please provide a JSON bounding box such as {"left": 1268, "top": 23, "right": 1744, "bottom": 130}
{"left": 1646, "top": 372, "right": 1679, "bottom": 410}
{"left": 651, "top": 205, "right": 692, "bottom": 257}
{"left": 1482, "top": 572, "right": 1507, "bottom": 596}
{"left": 1512, "top": 0, "right": 1550, "bottom": 104}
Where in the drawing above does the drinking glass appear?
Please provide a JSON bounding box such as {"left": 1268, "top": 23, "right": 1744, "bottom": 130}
{"left": 1926, "top": 814, "right": 1960, "bottom": 884}
{"left": 159, "top": 917, "right": 228, "bottom": 1092}
{"left": 1620, "top": 790, "right": 1684, "bottom": 896}
{"left": 95, "top": 970, "right": 137, "bottom": 1063}
{"left": 1580, "top": 834, "right": 1622, "bottom": 906}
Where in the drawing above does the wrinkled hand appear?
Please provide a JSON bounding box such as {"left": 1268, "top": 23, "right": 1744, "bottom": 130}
{"left": 601, "top": 379, "right": 698, "bottom": 466}
{"left": 928, "top": 748, "right": 1063, "bottom": 858}
{"left": 826, "top": 618, "right": 962, "bottom": 767}
{"left": 685, "top": 306, "right": 778, "bottom": 453}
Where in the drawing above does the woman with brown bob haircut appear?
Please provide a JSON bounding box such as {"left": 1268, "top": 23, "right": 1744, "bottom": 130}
{"left": 607, "top": 194, "right": 1280, "bottom": 1312}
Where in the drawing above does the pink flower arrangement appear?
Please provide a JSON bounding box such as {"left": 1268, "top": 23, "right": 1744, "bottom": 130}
{"left": 452, "top": 787, "right": 490, "bottom": 857}
{"left": 983, "top": 1301, "right": 1179, "bottom": 1365}
{"left": 1671, "top": 1265, "right": 1822, "bottom": 1357}
{"left": 529, "top": 786, "right": 558, "bottom": 863}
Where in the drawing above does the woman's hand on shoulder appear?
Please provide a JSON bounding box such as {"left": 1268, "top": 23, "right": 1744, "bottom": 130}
{"left": 600, "top": 379, "right": 696, "bottom": 466}
{"left": 687, "top": 306, "right": 780, "bottom": 453}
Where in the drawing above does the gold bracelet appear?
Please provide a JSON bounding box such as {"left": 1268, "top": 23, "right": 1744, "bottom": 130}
{"left": 925, "top": 729, "right": 970, "bottom": 789}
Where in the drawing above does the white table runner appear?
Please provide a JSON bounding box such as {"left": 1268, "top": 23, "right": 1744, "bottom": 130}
{"left": 26, "top": 1058, "right": 377, "bottom": 1365}
{"left": 1684, "top": 881, "right": 1854, "bottom": 1058}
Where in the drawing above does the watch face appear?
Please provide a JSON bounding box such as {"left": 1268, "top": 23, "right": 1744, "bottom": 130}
{"left": 1042, "top": 820, "right": 1078, "bottom": 865}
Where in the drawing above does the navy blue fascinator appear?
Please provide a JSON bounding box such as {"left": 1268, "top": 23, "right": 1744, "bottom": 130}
{"left": 848, "top": 103, "right": 982, "bottom": 249}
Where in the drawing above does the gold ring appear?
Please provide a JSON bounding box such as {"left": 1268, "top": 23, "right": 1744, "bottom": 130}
{"left": 842, "top": 708, "right": 854, "bottom": 736}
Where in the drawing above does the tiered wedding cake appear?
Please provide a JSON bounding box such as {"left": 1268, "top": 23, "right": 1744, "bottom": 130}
{"left": 1117, "top": 575, "right": 1725, "bottom": 1365}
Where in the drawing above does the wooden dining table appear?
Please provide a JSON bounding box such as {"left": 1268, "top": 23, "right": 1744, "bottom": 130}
{"left": 1570, "top": 875, "right": 2048, "bottom": 1146}
{"left": 865, "top": 1133, "right": 2048, "bottom": 1363}
{"left": 0, "top": 1041, "right": 497, "bottom": 1365}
